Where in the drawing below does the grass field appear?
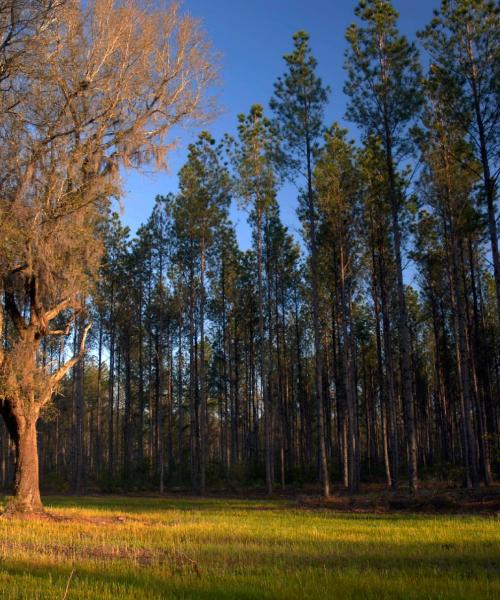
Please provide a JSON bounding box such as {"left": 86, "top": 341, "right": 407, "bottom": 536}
{"left": 0, "top": 495, "right": 498, "bottom": 599}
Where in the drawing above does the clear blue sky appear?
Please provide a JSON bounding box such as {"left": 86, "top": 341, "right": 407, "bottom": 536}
{"left": 120, "top": 0, "right": 440, "bottom": 249}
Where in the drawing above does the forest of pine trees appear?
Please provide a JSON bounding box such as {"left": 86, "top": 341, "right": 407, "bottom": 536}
{"left": 1, "top": 0, "right": 499, "bottom": 504}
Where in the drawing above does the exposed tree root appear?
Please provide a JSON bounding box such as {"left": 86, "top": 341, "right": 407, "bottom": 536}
{"left": 1, "top": 499, "right": 59, "bottom": 521}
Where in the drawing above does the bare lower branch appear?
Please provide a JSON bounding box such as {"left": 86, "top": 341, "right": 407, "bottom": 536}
{"left": 45, "top": 297, "right": 76, "bottom": 321}
{"left": 46, "top": 312, "right": 78, "bottom": 337}
{"left": 46, "top": 327, "right": 71, "bottom": 336}
{"left": 49, "top": 322, "right": 91, "bottom": 388}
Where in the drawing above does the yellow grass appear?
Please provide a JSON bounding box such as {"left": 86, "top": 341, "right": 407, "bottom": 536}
{"left": 0, "top": 495, "right": 498, "bottom": 599}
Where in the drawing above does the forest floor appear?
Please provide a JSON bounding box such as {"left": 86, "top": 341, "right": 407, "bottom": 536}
{"left": 0, "top": 494, "right": 498, "bottom": 599}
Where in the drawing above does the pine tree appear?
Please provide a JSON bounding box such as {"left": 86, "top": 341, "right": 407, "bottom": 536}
{"left": 173, "top": 132, "right": 231, "bottom": 493}
{"left": 271, "top": 31, "right": 330, "bottom": 497}
{"left": 315, "top": 125, "right": 361, "bottom": 492}
{"left": 419, "top": 0, "right": 500, "bottom": 325}
{"left": 344, "top": 0, "right": 422, "bottom": 492}
{"left": 231, "top": 104, "right": 279, "bottom": 493}
{"left": 415, "top": 74, "right": 486, "bottom": 487}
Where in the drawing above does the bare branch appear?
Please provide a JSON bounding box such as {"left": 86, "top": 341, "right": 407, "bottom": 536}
{"left": 45, "top": 298, "right": 76, "bottom": 321}
{"left": 48, "top": 322, "right": 91, "bottom": 389}
{"left": 46, "top": 326, "right": 71, "bottom": 336}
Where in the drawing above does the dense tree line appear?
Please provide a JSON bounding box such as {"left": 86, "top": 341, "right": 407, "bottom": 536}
{"left": 1, "top": 0, "right": 499, "bottom": 511}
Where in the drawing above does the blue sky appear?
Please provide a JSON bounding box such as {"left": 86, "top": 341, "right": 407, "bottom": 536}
{"left": 120, "top": 0, "right": 440, "bottom": 249}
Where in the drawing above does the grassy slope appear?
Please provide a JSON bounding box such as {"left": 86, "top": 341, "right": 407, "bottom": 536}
{"left": 0, "top": 496, "right": 498, "bottom": 599}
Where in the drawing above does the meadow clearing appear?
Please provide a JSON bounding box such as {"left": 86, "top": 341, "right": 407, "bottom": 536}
{"left": 0, "top": 495, "right": 498, "bottom": 599}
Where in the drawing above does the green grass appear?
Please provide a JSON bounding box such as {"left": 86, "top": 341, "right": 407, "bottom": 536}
{"left": 0, "top": 495, "right": 498, "bottom": 599}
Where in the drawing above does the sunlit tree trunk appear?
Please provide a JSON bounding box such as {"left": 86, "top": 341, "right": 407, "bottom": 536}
{"left": 1, "top": 403, "right": 43, "bottom": 514}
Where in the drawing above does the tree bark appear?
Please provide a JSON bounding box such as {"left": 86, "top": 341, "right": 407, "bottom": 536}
{"left": 1, "top": 405, "right": 43, "bottom": 514}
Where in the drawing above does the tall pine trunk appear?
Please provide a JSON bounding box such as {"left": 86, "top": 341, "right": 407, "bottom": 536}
{"left": 257, "top": 210, "right": 273, "bottom": 495}
{"left": 305, "top": 132, "right": 329, "bottom": 498}
{"left": 384, "top": 129, "right": 418, "bottom": 493}
{"left": 199, "top": 239, "right": 207, "bottom": 494}
{"left": 465, "top": 33, "right": 500, "bottom": 326}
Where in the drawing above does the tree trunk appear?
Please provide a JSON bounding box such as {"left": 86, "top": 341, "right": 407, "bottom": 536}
{"left": 137, "top": 287, "right": 145, "bottom": 467}
{"left": 95, "top": 315, "right": 103, "bottom": 478}
{"left": 384, "top": 127, "right": 418, "bottom": 493}
{"left": 440, "top": 144, "right": 479, "bottom": 488}
{"left": 2, "top": 407, "right": 43, "bottom": 514}
{"left": 466, "top": 34, "right": 500, "bottom": 327}
{"left": 371, "top": 244, "right": 392, "bottom": 488}
{"left": 304, "top": 131, "right": 329, "bottom": 498}
{"left": 123, "top": 331, "right": 132, "bottom": 480}
{"left": 108, "top": 287, "right": 115, "bottom": 479}
{"left": 177, "top": 313, "right": 184, "bottom": 481}
{"left": 73, "top": 316, "right": 85, "bottom": 494}
{"left": 188, "top": 238, "right": 198, "bottom": 491}
{"left": 199, "top": 238, "right": 207, "bottom": 494}
{"left": 339, "top": 243, "right": 359, "bottom": 493}
{"left": 372, "top": 220, "right": 399, "bottom": 490}
{"left": 257, "top": 210, "right": 273, "bottom": 495}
